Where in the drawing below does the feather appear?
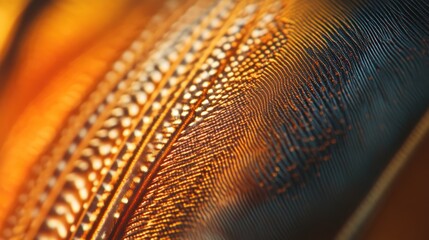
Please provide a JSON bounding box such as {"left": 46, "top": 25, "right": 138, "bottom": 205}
{"left": 0, "top": 0, "right": 428, "bottom": 239}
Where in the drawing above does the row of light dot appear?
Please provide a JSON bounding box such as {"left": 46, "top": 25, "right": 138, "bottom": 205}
{"left": 120, "top": 2, "right": 279, "bottom": 239}
{"left": 80, "top": 1, "right": 239, "bottom": 239}
{"left": 52, "top": 2, "right": 226, "bottom": 239}
{"left": 120, "top": 2, "right": 289, "bottom": 239}
{"left": 1, "top": 6, "right": 176, "bottom": 240}
{"left": 34, "top": 34, "right": 156, "bottom": 240}
{"left": 1, "top": 28, "right": 158, "bottom": 240}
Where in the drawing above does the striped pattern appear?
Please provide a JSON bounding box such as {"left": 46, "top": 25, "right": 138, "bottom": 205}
{"left": 1, "top": 0, "right": 428, "bottom": 239}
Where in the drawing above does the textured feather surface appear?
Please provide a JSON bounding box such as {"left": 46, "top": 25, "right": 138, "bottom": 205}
{"left": 1, "top": 0, "right": 428, "bottom": 239}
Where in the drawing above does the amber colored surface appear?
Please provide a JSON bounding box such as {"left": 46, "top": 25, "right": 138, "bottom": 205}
{"left": 0, "top": 0, "right": 162, "bottom": 226}
{"left": 363, "top": 132, "right": 429, "bottom": 240}
{"left": 0, "top": 0, "right": 427, "bottom": 239}
{"left": 0, "top": 0, "right": 30, "bottom": 62}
